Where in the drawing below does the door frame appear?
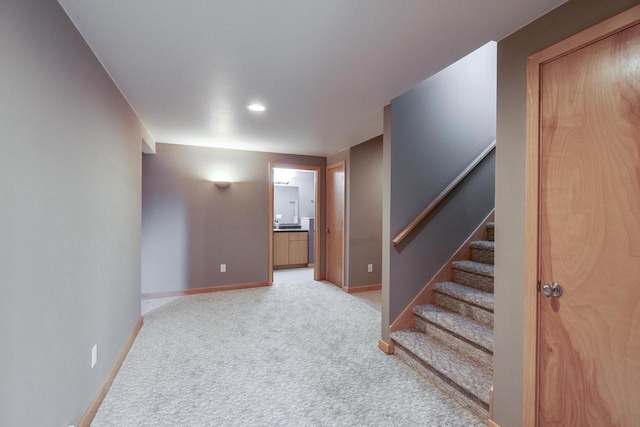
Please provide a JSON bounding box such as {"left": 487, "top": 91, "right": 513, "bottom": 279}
{"left": 523, "top": 5, "right": 640, "bottom": 426}
{"left": 325, "top": 160, "right": 346, "bottom": 289}
{"left": 268, "top": 162, "right": 322, "bottom": 284}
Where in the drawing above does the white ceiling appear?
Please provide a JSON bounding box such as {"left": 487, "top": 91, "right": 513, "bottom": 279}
{"left": 58, "top": 0, "right": 566, "bottom": 157}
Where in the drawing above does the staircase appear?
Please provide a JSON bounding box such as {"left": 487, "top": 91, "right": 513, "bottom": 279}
{"left": 390, "top": 222, "right": 494, "bottom": 421}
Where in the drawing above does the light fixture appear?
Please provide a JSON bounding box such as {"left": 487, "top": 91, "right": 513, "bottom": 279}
{"left": 247, "top": 103, "right": 266, "bottom": 112}
{"left": 214, "top": 181, "right": 231, "bottom": 189}
{"left": 211, "top": 168, "right": 233, "bottom": 187}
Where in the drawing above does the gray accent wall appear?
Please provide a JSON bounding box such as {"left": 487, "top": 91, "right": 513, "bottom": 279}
{"left": 388, "top": 42, "right": 497, "bottom": 328}
{"left": 494, "top": 0, "right": 640, "bottom": 425}
{"left": 0, "top": 1, "right": 151, "bottom": 425}
{"left": 141, "top": 144, "right": 326, "bottom": 293}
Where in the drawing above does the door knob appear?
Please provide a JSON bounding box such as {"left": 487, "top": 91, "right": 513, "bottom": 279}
{"left": 542, "top": 282, "right": 563, "bottom": 297}
{"left": 326, "top": 228, "right": 330, "bottom": 233}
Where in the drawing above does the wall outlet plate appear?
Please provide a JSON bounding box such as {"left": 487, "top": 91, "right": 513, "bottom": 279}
{"left": 220, "top": 264, "right": 226, "bottom": 273}
{"left": 367, "top": 264, "right": 373, "bottom": 273}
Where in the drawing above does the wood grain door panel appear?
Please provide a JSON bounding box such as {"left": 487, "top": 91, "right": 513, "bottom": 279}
{"left": 288, "top": 240, "right": 308, "bottom": 265}
{"left": 538, "top": 22, "right": 640, "bottom": 426}
{"left": 273, "top": 232, "right": 289, "bottom": 266}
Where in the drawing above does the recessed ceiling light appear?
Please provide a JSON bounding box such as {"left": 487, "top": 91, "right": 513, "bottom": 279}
{"left": 247, "top": 104, "right": 266, "bottom": 112}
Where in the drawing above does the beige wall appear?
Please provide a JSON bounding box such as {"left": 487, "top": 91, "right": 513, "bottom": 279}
{"left": 348, "top": 136, "right": 383, "bottom": 288}
{"left": 327, "top": 136, "right": 383, "bottom": 290}
{"left": 0, "top": 1, "right": 151, "bottom": 425}
{"left": 141, "top": 144, "right": 326, "bottom": 293}
{"left": 494, "top": 0, "right": 640, "bottom": 425}
{"left": 382, "top": 105, "right": 392, "bottom": 340}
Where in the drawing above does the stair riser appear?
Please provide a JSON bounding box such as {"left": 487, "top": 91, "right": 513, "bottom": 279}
{"left": 453, "top": 270, "right": 494, "bottom": 293}
{"left": 415, "top": 317, "right": 493, "bottom": 368}
{"left": 394, "top": 344, "right": 489, "bottom": 421}
{"left": 435, "top": 294, "right": 494, "bottom": 328}
{"left": 470, "top": 248, "right": 494, "bottom": 265}
{"left": 486, "top": 227, "right": 494, "bottom": 242}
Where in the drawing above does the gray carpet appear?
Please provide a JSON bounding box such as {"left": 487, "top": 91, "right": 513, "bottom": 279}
{"left": 92, "top": 278, "right": 482, "bottom": 426}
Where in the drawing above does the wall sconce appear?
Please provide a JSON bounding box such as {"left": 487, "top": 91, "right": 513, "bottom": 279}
{"left": 214, "top": 181, "right": 231, "bottom": 189}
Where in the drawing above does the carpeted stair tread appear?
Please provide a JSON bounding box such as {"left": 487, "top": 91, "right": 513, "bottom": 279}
{"left": 469, "top": 241, "right": 495, "bottom": 264}
{"left": 434, "top": 282, "right": 494, "bottom": 312}
{"left": 391, "top": 220, "right": 496, "bottom": 419}
{"left": 486, "top": 222, "right": 494, "bottom": 229}
{"left": 413, "top": 305, "right": 493, "bottom": 353}
{"left": 452, "top": 260, "right": 494, "bottom": 277}
{"left": 391, "top": 329, "right": 492, "bottom": 406}
{"left": 469, "top": 241, "right": 495, "bottom": 251}
{"left": 486, "top": 222, "right": 494, "bottom": 242}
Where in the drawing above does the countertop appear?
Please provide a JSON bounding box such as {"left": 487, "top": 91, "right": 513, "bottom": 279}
{"left": 273, "top": 228, "right": 308, "bottom": 232}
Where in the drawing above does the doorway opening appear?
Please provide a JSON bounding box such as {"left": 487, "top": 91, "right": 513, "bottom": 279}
{"left": 273, "top": 267, "right": 314, "bottom": 284}
{"left": 268, "top": 164, "right": 321, "bottom": 284}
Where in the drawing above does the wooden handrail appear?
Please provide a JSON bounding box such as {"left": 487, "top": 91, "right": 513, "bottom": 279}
{"left": 392, "top": 140, "right": 496, "bottom": 245}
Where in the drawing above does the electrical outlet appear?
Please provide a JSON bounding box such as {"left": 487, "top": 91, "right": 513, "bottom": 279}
{"left": 91, "top": 344, "right": 97, "bottom": 368}
{"left": 220, "top": 264, "right": 226, "bottom": 273}
{"left": 367, "top": 264, "right": 373, "bottom": 273}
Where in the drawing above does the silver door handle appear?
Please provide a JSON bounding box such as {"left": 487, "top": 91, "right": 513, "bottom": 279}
{"left": 542, "top": 282, "right": 563, "bottom": 297}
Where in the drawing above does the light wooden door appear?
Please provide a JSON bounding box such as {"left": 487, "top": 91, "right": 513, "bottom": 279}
{"left": 537, "top": 22, "right": 640, "bottom": 426}
{"left": 326, "top": 162, "right": 345, "bottom": 287}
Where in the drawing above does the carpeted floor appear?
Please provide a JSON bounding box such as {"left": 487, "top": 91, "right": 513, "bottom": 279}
{"left": 93, "top": 275, "right": 482, "bottom": 426}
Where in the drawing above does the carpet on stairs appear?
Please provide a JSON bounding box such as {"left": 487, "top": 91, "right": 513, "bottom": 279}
{"left": 391, "top": 221, "right": 495, "bottom": 422}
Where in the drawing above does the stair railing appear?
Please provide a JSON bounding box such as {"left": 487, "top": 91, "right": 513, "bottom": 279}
{"left": 392, "top": 140, "right": 496, "bottom": 245}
